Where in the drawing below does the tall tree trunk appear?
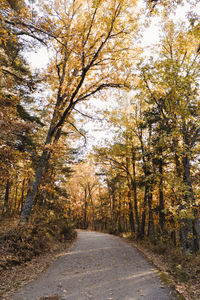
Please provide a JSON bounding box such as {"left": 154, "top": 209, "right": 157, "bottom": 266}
{"left": 18, "top": 179, "right": 25, "bottom": 211}
{"left": 108, "top": 188, "right": 113, "bottom": 232}
{"left": 148, "top": 191, "right": 156, "bottom": 244}
{"left": 179, "top": 214, "right": 194, "bottom": 254}
{"left": 118, "top": 192, "right": 122, "bottom": 233}
{"left": 172, "top": 138, "right": 185, "bottom": 248}
{"left": 128, "top": 191, "right": 135, "bottom": 233}
{"left": 19, "top": 127, "right": 55, "bottom": 224}
{"left": 122, "top": 192, "right": 126, "bottom": 232}
{"left": 158, "top": 157, "right": 165, "bottom": 233}
{"left": 131, "top": 148, "right": 140, "bottom": 237}
{"left": 140, "top": 185, "right": 147, "bottom": 238}
{"left": 83, "top": 187, "right": 88, "bottom": 229}
{"left": 112, "top": 192, "right": 117, "bottom": 232}
{"left": 88, "top": 184, "right": 96, "bottom": 230}
{"left": 19, "top": 148, "right": 50, "bottom": 223}
{"left": 172, "top": 137, "right": 195, "bottom": 252}
{"left": 14, "top": 185, "right": 18, "bottom": 212}
{"left": 180, "top": 154, "right": 197, "bottom": 253}
{"left": 193, "top": 209, "right": 200, "bottom": 251}
{"left": 3, "top": 179, "right": 10, "bottom": 215}
{"left": 98, "top": 186, "right": 104, "bottom": 231}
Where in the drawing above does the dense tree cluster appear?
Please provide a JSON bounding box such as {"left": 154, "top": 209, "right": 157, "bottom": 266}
{"left": 68, "top": 21, "right": 200, "bottom": 254}
{"left": 0, "top": 0, "right": 76, "bottom": 222}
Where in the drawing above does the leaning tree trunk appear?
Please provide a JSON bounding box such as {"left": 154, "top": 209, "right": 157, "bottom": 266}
{"left": 19, "top": 148, "right": 50, "bottom": 223}
{"left": 19, "top": 127, "right": 54, "bottom": 224}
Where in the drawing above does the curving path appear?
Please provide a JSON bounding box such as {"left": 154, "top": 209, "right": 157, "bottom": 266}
{"left": 11, "top": 230, "right": 177, "bottom": 300}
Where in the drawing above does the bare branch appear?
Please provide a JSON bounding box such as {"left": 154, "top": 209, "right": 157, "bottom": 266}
{"left": 83, "top": 2, "right": 99, "bottom": 48}
{"left": 69, "top": 122, "right": 87, "bottom": 147}
{"left": 75, "top": 83, "right": 129, "bottom": 103}
{"left": 86, "top": 2, "right": 122, "bottom": 69}
{"left": 15, "top": 31, "right": 47, "bottom": 45}
{"left": 5, "top": 19, "right": 65, "bottom": 47}
{"left": 74, "top": 108, "right": 102, "bottom": 121}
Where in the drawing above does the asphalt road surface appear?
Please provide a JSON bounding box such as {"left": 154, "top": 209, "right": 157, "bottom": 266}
{"left": 11, "top": 230, "right": 177, "bottom": 300}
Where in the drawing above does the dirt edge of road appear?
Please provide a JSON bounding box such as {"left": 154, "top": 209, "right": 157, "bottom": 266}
{"left": 124, "top": 238, "right": 192, "bottom": 300}
{"left": 1, "top": 239, "right": 76, "bottom": 300}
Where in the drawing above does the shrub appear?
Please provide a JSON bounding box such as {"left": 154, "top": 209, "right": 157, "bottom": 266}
{"left": 0, "top": 210, "right": 76, "bottom": 270}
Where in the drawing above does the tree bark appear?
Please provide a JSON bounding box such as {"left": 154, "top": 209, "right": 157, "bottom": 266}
{"left": 19, "top": 124, "right": 56, "bottom": 224}
{"left": 112, "top": 192, "right": 117, "bottom": 232}
{"left": 148, "top": 191, "right": 156, "bottom": 244}
{"left": 14, "top": 185, "right": 18, "bottom": 212}
{"left": 88, "top": 183, "right": 96, "bottom": 230}
{"left": 18, "top": 179, "right": 25, "bottom": 211}
{"left": 140, "top": 185, "right": 147, "bottom": 238}
{"left": 179, "top": 215, "right": 194, "bottom": 254}
{"left": 180, "top": 154, "right": 197, "bottom": 253}
{"left": 193, "top": 209, "right": 200, "bottom": 251}
{"left": 128, "top": 191, "right": 135, "bottom": 233}
{"left": 3, "top": 179, "right": 10, "bottom": 215}
{"left": 131, "top": 148, "right": 140, "bottom": 237}
{"left": 83, "top": 187, "right": 88, "bottom": 229}
{"left": 158, "top": 157, "right": 165, "bottom": 233}
{"left": 118, "top": 192, "right": 122, "bottom": 233}
{"left": 19, "top": 147, "right": 50, "bottom": 224}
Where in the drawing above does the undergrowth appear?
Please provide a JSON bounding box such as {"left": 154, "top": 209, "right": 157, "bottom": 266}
{"left": 0, "top": 210, "right": 77, "bottom": 271}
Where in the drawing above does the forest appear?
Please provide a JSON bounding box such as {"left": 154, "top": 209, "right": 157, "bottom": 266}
{"left": 0, "top": 0, "right": 200, "bottom": 299}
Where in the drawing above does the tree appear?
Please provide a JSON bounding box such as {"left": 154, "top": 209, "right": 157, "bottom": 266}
{"left": 19, "top": 0, "right": 139, "bottom": 223}
{"left": 135, "top": 21, "right": 200, "bottom": 252}
{"left": 0, "top": 0, "right": 41, "bottom": 216}
{"left": 91, "top": 20, "right": 200, "bottom": 253}
{"left": 67, "top": 160, "right": 100, "bottom": 230}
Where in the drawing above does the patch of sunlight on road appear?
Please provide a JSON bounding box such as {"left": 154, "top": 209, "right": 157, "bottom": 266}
{"left": 67, "top": 246, "right": 122, "bottom": 255}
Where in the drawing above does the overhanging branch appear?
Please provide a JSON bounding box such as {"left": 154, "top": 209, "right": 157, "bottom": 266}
{"left": 69, "top": 122, "right": 87, "bottom": 147}
{"left": 75, "top": 82, "right": 129, "bottom": 103}
{"left": 74, "top": 108, "right": 102, "bottom": 121}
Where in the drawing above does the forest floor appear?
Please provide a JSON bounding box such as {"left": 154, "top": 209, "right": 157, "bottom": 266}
{"left": 0, "top": 218, "right": 75, "bottom": 300}
{"left": 0, "top": 239, "right": 73, "bottom": 300}
{"left": 9, "top": 230, "right": 176, "bottom": 300}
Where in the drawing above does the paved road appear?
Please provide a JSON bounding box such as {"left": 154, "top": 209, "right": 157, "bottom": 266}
{"left": 11, "top": 231, "right": 176, "bottom": 300}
